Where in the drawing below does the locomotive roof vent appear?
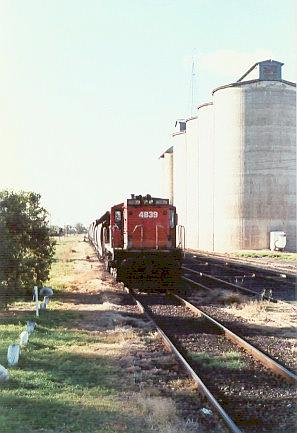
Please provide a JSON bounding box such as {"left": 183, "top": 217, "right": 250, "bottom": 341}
{"left": 128, "top": 194, "right": 169, "bottom": 205}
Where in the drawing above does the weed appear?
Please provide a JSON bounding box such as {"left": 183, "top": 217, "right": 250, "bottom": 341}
{"left": 190, "top": 351, "right": 246, "bottom": 370}
{"left": 233, "top": 251, "right": 297, "bottom": 261}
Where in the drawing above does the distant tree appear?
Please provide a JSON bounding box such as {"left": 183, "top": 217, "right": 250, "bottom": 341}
{"left": 49, "top": 225, "right": 60, "bottom": 236}
{"left": 75, "top": 223, "right": 87, "bottom": 234}
{"left": 64, "top": 225, "right": 76, "bottom": 236}
{"left": 0, "top": 191, "right": 55, "bottom": 307}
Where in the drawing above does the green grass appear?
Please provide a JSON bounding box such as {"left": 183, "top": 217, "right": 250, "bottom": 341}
{"left": 233, "top": 251, "right": 297, "bottom": 260}
{"left": 0, "top": 308, "right": 142, "bottom": 433}
{"left": 0, "top": 236, "right": 189, "bottom": 433}
{"left": 47, "top": 239, "right": 76, "bottom": 292}
{"left": 189, "top": 351, "right": 246, "bottom": 370}
{"left": 0, "top": 236, "right": 146, "bottom": 433}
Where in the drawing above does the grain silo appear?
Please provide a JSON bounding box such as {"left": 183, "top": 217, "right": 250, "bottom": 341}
{"left": 213, "top": 60, "right": 296, "bottom": 251}
{"left": 184, "top": 104, "right": 214, "bottom": 251}
{"left": 185, "top": 117, "right": 199, "bottom": 249}
{"left": 172, "top": 121, "right": 187, "bottom": 231}
{"left": 196, "top": 102, "right": 214, "bottom": 251}
{"left": 159, "top": 147, "right": 174, "bottom": 204}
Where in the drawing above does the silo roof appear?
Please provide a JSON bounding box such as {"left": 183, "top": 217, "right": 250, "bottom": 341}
{"left": 197, "top": 102, "right": 213, "bottom": 110}
{"left": 212, "top": 78, "right": 296, "bottom": 95}
{"left": 172, "top": 130, "right": 186, "bottom": 137}
{"left": 159, "top": 146, "right": 173, "bottom": 159}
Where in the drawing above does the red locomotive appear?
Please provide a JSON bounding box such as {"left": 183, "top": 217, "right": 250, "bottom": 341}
{"left": 88, "top": 194, "right": 183, "bottom": 286}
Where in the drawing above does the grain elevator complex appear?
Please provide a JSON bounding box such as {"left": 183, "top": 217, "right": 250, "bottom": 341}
{"left": 160, "top": 60, "right": 296, "bottom": 252}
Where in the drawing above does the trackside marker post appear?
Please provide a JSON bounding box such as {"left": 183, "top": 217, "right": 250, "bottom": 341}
{"left": 34, "top": 286, "right": 39, "bottom": 317}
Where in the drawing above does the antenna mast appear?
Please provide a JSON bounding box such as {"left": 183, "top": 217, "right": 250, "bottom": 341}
{"left": 187, "top": 52, "right": 198, "bottom": 117}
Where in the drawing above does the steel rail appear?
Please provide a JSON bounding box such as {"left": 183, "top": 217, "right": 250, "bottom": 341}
{"left": 129, "top": 291, "right": 243, "bottom": 433}
{"left": 175, "top": 294, "right": 297, "bottom": 384}
{"left": 182, "top": 266, "right": 277, "bottom": 302}
{"left": 182, "top": 275, "right": 213, "bottom": 291}
{"left": 185, "top": 252, "right": 296, "bottom": 280}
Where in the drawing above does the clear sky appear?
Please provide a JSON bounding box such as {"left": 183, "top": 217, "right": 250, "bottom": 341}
{"left": 1, "top": 0, "right": 296, "bottom": 227}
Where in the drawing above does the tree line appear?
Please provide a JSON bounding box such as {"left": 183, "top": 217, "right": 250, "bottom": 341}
{"left": 49, "top": 223, "right": 87, "bottom": 236}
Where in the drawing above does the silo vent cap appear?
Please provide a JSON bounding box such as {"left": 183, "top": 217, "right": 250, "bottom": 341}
{"left": 175, "top": 119, "right": 186, "bottom": 132}
{"left": 237, "top": 59, "right": 284, "bottom": 82}
{"left": 259, "top": 60, "right": 283, "bottom": 81}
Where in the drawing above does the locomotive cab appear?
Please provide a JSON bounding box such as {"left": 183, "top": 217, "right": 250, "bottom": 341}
{"left": 89, "top": 194, "right": 183, "bottom": 287}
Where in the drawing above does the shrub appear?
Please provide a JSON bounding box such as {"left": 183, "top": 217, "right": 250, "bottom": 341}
{"left": 0, "top": 191, "right": 55, "bottom": 307}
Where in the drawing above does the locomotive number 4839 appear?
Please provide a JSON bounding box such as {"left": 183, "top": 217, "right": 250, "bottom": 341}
{"left": 138, "top": 211, "right": 158, "bottom": 218}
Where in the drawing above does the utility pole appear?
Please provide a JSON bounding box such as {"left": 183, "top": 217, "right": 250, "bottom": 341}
{"left": 187, "top": 51, "right": 198, "bottom": 117}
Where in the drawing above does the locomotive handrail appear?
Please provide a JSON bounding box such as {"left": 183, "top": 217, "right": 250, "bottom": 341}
{"left": 132, "top": 224, "right": 143, "bottom": 248}
{"left": 177, "top": 225, "right": 185, "bottom": 250}
{"left": 155, "top": 224, "right": 164, "bottom": 250}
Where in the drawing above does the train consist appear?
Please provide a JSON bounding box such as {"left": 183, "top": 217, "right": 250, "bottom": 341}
{"left": 88, "top": 194, "right": 183, "bottom": 286}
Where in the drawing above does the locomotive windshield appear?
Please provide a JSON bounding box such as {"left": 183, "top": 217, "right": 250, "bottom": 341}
{"left": 127, "top": 195, "right": 169, "bottom": 206}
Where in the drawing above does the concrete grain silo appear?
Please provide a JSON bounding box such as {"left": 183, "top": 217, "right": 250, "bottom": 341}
{"left": 172, "top": 121, "right": 187, "bottom": 232}
{"left": 159, "top": 147, "right": 174, "bottom": 204}
{"left": 213, "top": 60, "right": 296, "bottom": 251}
{"left": 184, "top": 104, "right": 215, "bottom": 251}
{"left": 184, "top": 116, "right": 199, "bottom": 249}
{"left": 196, "top": 102, "right": 214, "bottom": 251}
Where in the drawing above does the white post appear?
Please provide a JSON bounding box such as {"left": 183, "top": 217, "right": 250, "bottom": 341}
{"left": 34, "top": 286, "right": 39, "bottom": 317}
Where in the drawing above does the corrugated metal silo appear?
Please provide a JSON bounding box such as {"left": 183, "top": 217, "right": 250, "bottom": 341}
{"left": 213, "top": 60, "right": 296, "bottom": 251}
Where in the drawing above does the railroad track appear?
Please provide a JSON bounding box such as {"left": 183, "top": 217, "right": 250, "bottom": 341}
{"left": 129, "top": 289, "right": 297, "bottom": 433}
{"left": 183, "top": 254, "right": 296, "bottom": 303}
{"left": 181, "top": 265, "right": 297, "bottom": 373}
{"left": 185, "top": 252, "right": 297, "bottom": 281}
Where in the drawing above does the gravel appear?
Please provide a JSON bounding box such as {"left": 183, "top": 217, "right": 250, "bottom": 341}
{"left": 196, "top": 303, "right": 297, "bottom": 373}
{"left": 138, "top": 293, "right": 297, "bottom": 433}
{"left": 183, "top": 257, "right": 296, "bottom": 302}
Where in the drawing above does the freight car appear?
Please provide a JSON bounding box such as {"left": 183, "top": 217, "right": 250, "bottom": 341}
{"left": 88, "top": 194, "right": 183, "bottom": 287}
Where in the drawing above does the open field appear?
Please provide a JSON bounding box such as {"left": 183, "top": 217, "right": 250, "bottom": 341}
{"left": 0, "top": 236, "right": 209, "bottom": 433}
